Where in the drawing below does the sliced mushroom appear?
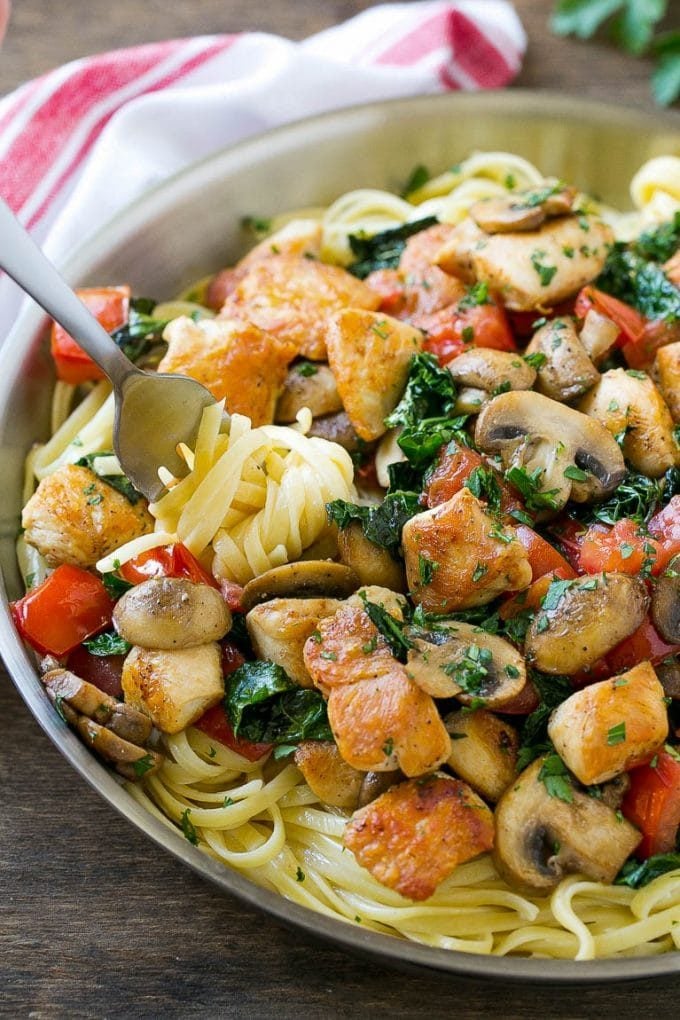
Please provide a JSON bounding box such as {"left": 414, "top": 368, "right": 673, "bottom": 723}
{"left": 454, "top": 387, "right": 489, "bottom": 415}
{"left": 375, "top": 428, "right": 406, "bottom": 489}
{"left": 113, "top": 577, "right": 231, "bottom": 650}
{"left": 76, "top": 716, "right": 164, "bottom": 782}
{"left": 475, "top": 391, "right": 626, "bottom": 512}
{"left": 275, "top": 363, "right": 343, "bottom": 424}
{"left": 578, "top": 368, "right": 680, "bottom": 478}
{"left": 525, "top": 573, "right": 649, "bottom": 675}
{"left": 404, "top": 620, "right": 526, "bottom": 708}
{"left": 246, "top": 597, "right": 343, "bottom": 688}
{"left": 654, "top": 657, "right": 680, "bottom": 700}
{"left": 447, "top": 349, "right": 537, "bottom": 408}
{"left": 651, "top": 574, "right": 680, "bottom": 644}
{"left": 307, "top": 411, "right": 363, "bottom": 453}
{"left": 469, "top": 184, "right": 576, "bottom": 234}
{"left": 240, "top": 561, "right": 359, "bottom": 612}
{"left": 42, "top": 668, "right": 152, "bottom": 745}
{"left": 445, "top": 708, "right": 519, "bottom": 802}
{"left": 357, "top": 769, "right": 405, "bottom": 808}
{"left": 336, "top": 522, "right": 407, "bottom": 593}
{"left": 494, "top": 757, "right": 641, "bottom": 893}
{"left": 524, "top": 317, "right": 599, "bottom": 402}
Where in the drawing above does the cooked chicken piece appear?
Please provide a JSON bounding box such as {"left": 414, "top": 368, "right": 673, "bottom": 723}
{"left": 219, "top": 253, "right": 380, "bottom": 361}
{"left": 436, "top": 214, "right": 614, "bottom": 311}
{"left": 325, "top": 309, "right": 423, "bottom": 441}
{"left": 397, "top": 223, "right": 467, "bottom": 319}
{"left": 548, "top": 661, "right": 669, "bottom": 785}
{"left": 246, "top": 597, "right": 343, "bottom": 688}
{"left": 432, "top": 217, "right": 484, "bottom": 283}
{"left": 158, "top": 316, "right": 295, "bottom": 426}
{"left": 326, "top": 669, "right": 451, "bottom": 776}
{"left": 653, "top": 341, "right": 680, "bottom": 422}
{"left": 402, "top": 488, "right": 531, "bottom": 613}
{"left": 294, "top": 740, "right": 364, "bottom": 808}
{"left": 22, "top": 464, "right": 153, "bottom": 569}
{"left": 206, "top": 219, "right": 324, "bottom": 310}
{"left": 122, "top": 642, "right": 224, "bottom": 734}
{"left": 344, "top": 775, "right": 494, "bottom": 900}
{"left": 578, "top": 367, "right": 680, "bottom": 477}
{"left": 445, "top": 709, "right": 519, "bottom": 803}
{"left": 304, "top": 598, "right": 450, "bottom": 776}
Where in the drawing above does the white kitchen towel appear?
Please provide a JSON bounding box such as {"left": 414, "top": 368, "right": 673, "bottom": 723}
{"left": 0, "top": 1, "right": 526, "bottom": 340}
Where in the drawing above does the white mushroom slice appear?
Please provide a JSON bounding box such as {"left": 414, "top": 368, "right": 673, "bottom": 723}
{"left": 578, "top": 368, "right": 680, "bottom": 477}
{"left": 275, "top": 363, "right": 343, "bottom": 423}
{"left": 122, "top": 643, "right": 224, "bottom": 734}
{"left": 404, "top": 620, "right": 526, "bottom": 708}
{"left": 445, "top": 709, "right": 519, "bottom": 802}
{"left": 525, "top": 573, "right": 649, "bottom": 676}
{"left": 240, "top": 561, "right": 358, "bottom": 612}
{"left": 375, "top": 428, "right": 407, "bottom": 489}
{"left": 437, "top": 214, "right": 614, "bottom": 311}
{"left": 76, "top": 716, "right": 164, "bottom": 782}
{"left": 246, "top": 597, "right": 343, "bottom": 688}
{"left": 524, "top": 317, "right": 599, "bottom": 403}
{"left": 42, "top": 668, "right": 152, "bottom": 745}
{"left": 325, "top": 309, "right": 423, "bottom": 441}
{"left": 337, "top": 523, "right": 406, "bottom": 593}
{"left": 469, "top": 184, "right": 576, "bottom": 234}
{"left": 113, "top": 577, "right": 231, "bottom": 650}
{"left": 447, "top": 348, "right": 537, "bottom": 394}
{"left": 454, "top": 386, "right": 489, "bottom": 415}
{"left": 493, "top": 757, "right": 641, "bottom": 893}
{"left": 475, "top": 391, "right": 626, "bottom": 512}
{"left": 548, "top": 662, "right": 668, "bottom": 785}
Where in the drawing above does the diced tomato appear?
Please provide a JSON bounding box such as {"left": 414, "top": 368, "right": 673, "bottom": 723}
{"left": 620, "top": 319, "right": 680, "bottom": 369}
{"left": 220, "top": 641, "right": 246, "bottom": 677}
{"left": 548, "top": 516, "right": 589, "bottom": 572}
{"left": 495, "top": 679, "right": 540, "bottom": 715}
{"left": 219, "top": 580, "right": 245, "bottom": 614}
{"left": 425, "top": 444, "right": 484, "bottom": 507}
{"left": 194, "top": 703, "right": 271, "bottom": 761}
{"left": 514, "top": 525, "right": 577, "bottom": 582}
{"left": 120, "top": 543, "right": 218, "bottom": 589}
{"left": 11, "top": 564, "right": 113, "bottom": 657}
{"left": 499, "top": 574, "right": 555, "bottom": 620}
{"left": 419, "top": 297, "right": 516, "bottom": 365}
{"left": 50, "top": 286, "right": 130, "bottom": 384}
{"left": 622, "top": 750, "right": 680, "bottom": 858}
{"left": 579, "top": 518, "right": 660, "bottom": 576}
{"left": 574, "top": 286, "right": 646, "bottom": 348}
{"left": 607, "top": 615, "right": 680, "bottom": 672}
{"left": 648, "top": 496, "right": 680, "bottom": 573}
{"left": 364, "top": 269, "right": 407, "bottom": 317}
{"left": 65, "top": 643, "right": 125, "bottom": 698}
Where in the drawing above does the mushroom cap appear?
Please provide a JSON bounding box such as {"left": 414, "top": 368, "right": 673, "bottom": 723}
{"left": 475, "top": 391, "right": 626, "bottom": 508}
{"left": 447, "top": 348, "right": 536, "bottom": 393}
{"left": 493, "top": 756, "right": 641, "bottom": 893}
{"left": 524, "top": 317, "right": 599, "bottom": 403}
{"left": 240, "top": 560, "right": 359, "bottom": 611}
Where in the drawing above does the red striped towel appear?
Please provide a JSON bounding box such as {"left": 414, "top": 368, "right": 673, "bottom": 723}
{"left": 0, "top": 1, "right": 525, "bottom": 338}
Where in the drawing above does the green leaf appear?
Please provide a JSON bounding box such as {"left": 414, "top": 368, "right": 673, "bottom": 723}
{"left": 504, "top": 465, "right": 561, "bottom": 513}
{"left": 110, "top": 297, "right": 172, "bottom": 363}
{"left": 634, "top": 211, "right": 680, "bottom": 262}
{"left": 325, "top": 491, "right": 420, "bottom": 559}
{"left": 385, "top": 352, "right": 457, "bottom": 429}
{"left": 347, "top": 217, "right": 438, "bottom": 278}
{"left": 225, "top": 660, "right": 332, "bottom": 746}
{"left": 551, "top": 0, "right": 625, "bottom": 39}
{"left": 615, "top": 851, "right": 680, "bottom": 888}
{"left": 83, "top": 631, "right": 132, "bottom": 657}
{"left": 402, "top": 164, "right": 430, "bottom": 197}
{"left": 651, "top": 32, "right": 680, "bottom": 106}
{"left": 586, "top": 471, "right": 662, "bottom": 525}
{"left": 611, "top": 0, "right": 666, "bottom": 55}
{"left": 76, "top": 452, "right": 142, "bottom": 505}
{"left": 358, "top": 590, "right": 413, "bottom": 662}
{"left": 101, "top": 572, "right": 133, "bottom": 599}
{"left": 538, "top": 753, "right": 574, "bottom": 803}
{"left": 596, "top": 245, "right": 680, "bottom": 324}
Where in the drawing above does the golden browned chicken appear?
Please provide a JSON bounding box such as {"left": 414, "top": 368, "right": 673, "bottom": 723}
{"left": 121, "top": 643, "right": 224, "bottom": 734}
{"left": 344, "top": 774, "right": 495, "bottom": 900}
{"left": 22, "top": 464, "right": 153, "bottom": 568}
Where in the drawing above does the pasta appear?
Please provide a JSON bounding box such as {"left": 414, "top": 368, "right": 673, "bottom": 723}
{"left": 15, "top": 149, "right": 680, "bottom": 963}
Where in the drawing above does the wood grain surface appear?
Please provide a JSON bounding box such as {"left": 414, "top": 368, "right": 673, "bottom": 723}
{"left": 1, "top": 3, "right": 679, "bottom": 1017}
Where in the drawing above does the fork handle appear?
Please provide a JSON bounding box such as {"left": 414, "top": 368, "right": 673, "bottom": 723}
{"left": 0, "top": 199, "right": 139, "bottom": 387}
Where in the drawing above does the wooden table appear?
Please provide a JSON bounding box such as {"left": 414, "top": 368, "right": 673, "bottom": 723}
{"left": 1, "top": 3, "right": 679, "bottom": 1016}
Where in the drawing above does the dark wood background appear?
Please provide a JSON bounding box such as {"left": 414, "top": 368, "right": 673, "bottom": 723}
{"left": 1, "top": 2, "right": 679, "bottom": 1016}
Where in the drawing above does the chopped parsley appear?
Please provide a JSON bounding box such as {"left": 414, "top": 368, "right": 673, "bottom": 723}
{"left": 505, "top": 465, "right": 561, "bottom": 513}
{"left": 443, "top": 644, "right": 492, "bottom": 696}
{"left": 181, "top": 808, "right": 199, "bottom": 846}
{"left": 607, "top": 721, "right": 627, "bottom": 746}
{"left": 530, "top": 250, "right": 558, "bottom": 287}
{"left": 538, "top": 753, "right": 574, "bottom": 803}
